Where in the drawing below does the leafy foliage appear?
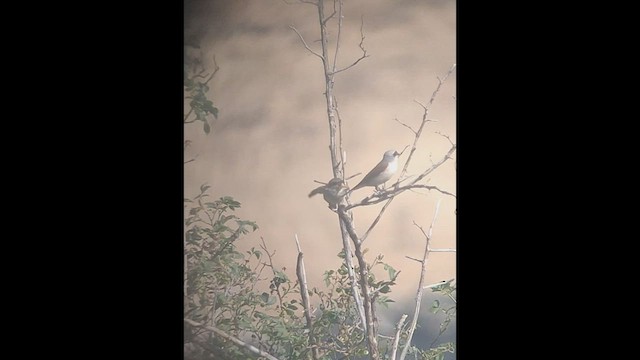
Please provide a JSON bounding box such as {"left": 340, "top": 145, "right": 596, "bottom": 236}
{"left": 184, "top": 185, "right": 456, "bottom": 359}
{"left": 184, "top": 61, "right": 218, "bottom": 135}
{"left": 407, "top": 342, "right": 456, "bottom": 360}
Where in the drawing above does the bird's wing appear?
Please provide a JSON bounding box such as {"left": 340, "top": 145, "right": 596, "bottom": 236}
{"left": 352, "top": 159, "right": 387, "bottom": 190}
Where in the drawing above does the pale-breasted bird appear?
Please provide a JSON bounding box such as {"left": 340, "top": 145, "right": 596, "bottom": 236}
{"left": 349, "top": 150, "right": 401, "bottom": 193}
{"left": 308, "top": 177, "right": 349, "bottom": 209}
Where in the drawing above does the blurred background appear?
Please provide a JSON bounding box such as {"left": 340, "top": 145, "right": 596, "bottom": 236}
{"left": 185, "top": 0, "right": 456, "bottom": 350}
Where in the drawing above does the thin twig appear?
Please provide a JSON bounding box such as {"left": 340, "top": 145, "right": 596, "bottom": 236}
{"left": 289, "top": 25, "right": 324, "bottom": 60}
{"left": 391, "top": 314, "right": 408, "bottom": 360}
{"left": 203, "top": 56, "right": 220, "bottom": 86}
{"left": 295, "top": 234, "right": 320, "bottom": 360}
{"left": 331, "top": 0, "right": 342, "bottom": 73}
{"left": 398, "top": 64, "right": 456, "bottom": 180}
{"left": 345, "top": 172, "right": 361, "bottom": 181}
{"left": 359, "top": 196, "right": 394, "bottom": 244}
{"left": 259, "top": 237, "right": 285, "bottom": 311}
{"left": 353, "top": 239, "right": 379, "bottom": 356}
{"left": 184, "top": 318, "right": 281, "bottom": 360}
{"left": 399, "top": 199, "right": 442, "bottom": 360}
{"left": 394, "top": 117, "right": 417, "bottom": 135}
{"left": 347, "top": 183, "right": 455, "bottom": 210}
{"left": 332, "top": 15, "right": 369, "bottom": 75}
{"left": 424, "top": 280, "right": 447, "bottom": 289}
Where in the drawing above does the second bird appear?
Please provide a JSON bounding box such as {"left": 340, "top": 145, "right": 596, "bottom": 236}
{"left": 350, "top": 150, "right": 400, "bottom": 193}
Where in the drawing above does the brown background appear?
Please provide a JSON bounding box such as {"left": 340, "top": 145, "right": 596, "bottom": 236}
{"left": 185, "top": 0, "right": 456, "bottom": 344}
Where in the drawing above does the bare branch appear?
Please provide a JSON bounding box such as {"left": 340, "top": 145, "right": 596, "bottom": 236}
{"left": 333, "top": 204, "right": 366, "bottom": 328}
{"left": 428, "top": 64, "right": 456, "bottom": 106}
{"left": 335, "top": 99, "right": 347, "bottom": 178}
{"left": 184, "top": 158, "right": 196, "bottom": 165}
{"left": 345, "top": 172, "right": 361, "bottom": 181}
{"left": 295, "top": 234, "right": 320, "bottom": 360}
{"left": 399, "top": 200, "right": 442, "bottom": 360}
{"left": 391, "top": 314, "right": 408, "bottom": 360}
{"left": 332, "top": 54, "right": 369, "bottom": 75}
{"left": 337, "top": 207, "right": 359, "bottom": 243}
{"left": 394, "top": 117, "right": 417, "bottom": 135}
{"left": 353, "top": 240, "right": 379, "bottom": 357}
{"left": 332, "top": 15, "right": 369, "bottom": 74}
{"left": 331, "top": 0, "right": 342, "bottom": 72}
{"left": 184, "top": 318, "right": 282, "bottom": 360}
{"left": 359, "top": 196, "right": 394, "bottom": 244}
{"left": 184, "top": 108, "right": 195, "bottom": 123}
{"left": 203, "top": 56, "right": 220, "bottom": 86}
{"left": 397, "top": 65, "right": 456, "bottom": 180}
{"left": 424, "top": 280, "right": 447, "bottom": 289}
{"left": 289, "top": 25, "right": 324, "bottom": 60}
{"left": 346, "top": 143, "right": 457, "bottom": 210}
{"left": 429, "top": 248, "right": 456, "bottom": 253}
{"left": 436, "top": 131, "right": 455, "bottom": 146}
{"left": 322, "top": 10, "right": 336, "bottom": 25}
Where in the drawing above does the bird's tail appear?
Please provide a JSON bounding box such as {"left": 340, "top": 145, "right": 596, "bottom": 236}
{"left": 308, "top": 186, "right": 324, "bottom": 198}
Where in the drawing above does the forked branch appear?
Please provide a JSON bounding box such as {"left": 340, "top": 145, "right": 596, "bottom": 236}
{"left": 399, "top": 200, "right": 442, "bottom": 360}
{"left": 289, "top": 25, "right": 324, "bottom": 60}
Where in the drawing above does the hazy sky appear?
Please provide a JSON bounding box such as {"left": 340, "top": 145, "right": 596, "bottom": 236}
{"left": 185, "top": 0, "right": 456, "bottom": 352}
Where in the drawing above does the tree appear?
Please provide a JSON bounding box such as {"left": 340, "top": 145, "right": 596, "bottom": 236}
{"left": 288, "top": 1, "right": 456, "bottom": 359}
{"left": 183, "top": 1, "right": 457, "bottom": 359}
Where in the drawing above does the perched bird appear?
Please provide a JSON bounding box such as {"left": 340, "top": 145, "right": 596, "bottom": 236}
{"left": 350, "top": 150, "right": 400, "bottom": 193}
{"left": 308, "top": 177, "right": 349, "bottom": 209}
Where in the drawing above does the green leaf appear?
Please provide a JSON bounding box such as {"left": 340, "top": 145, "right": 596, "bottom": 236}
{"left": 284, "top": 308, "right": 294, "bottom": 316}
{"left": 260, "top": 292, "right": 270, "bottom": 303}
{"left": 237, "top": 220, "right": 258, "bottom": 231}
{"left": 200, "top": 183, "right": 210, "bottom": 193}
{"left": 266, "top": 295, "right": 277, "bottom": 306}
{"left": 194, "top": 108, "right": 204, "bottom": 121}
{"left": 203, "top": 121, "right": 210, "bottom": 134}
{"left": 430, "top": 299, "right": 441, "bottom": 313}
{"left": 384, "top": 264, "right": 397, "bottom": 279}
{"left": 379, "top": 285, "right": 391, "bottom": 293}
{"left": 253, "top": 311, "right": 265, "bottom": 319}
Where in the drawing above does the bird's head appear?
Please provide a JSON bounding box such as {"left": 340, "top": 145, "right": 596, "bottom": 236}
{"left": 383, "top": 150, "right": 400, "bottom": 160}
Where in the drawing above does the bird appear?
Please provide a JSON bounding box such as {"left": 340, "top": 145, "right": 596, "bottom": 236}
{"left": 308, "top": 177, "right": 349, "bottom": 209}
{"left": 349, "top": 150, "right": 401, "bottom": 193}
